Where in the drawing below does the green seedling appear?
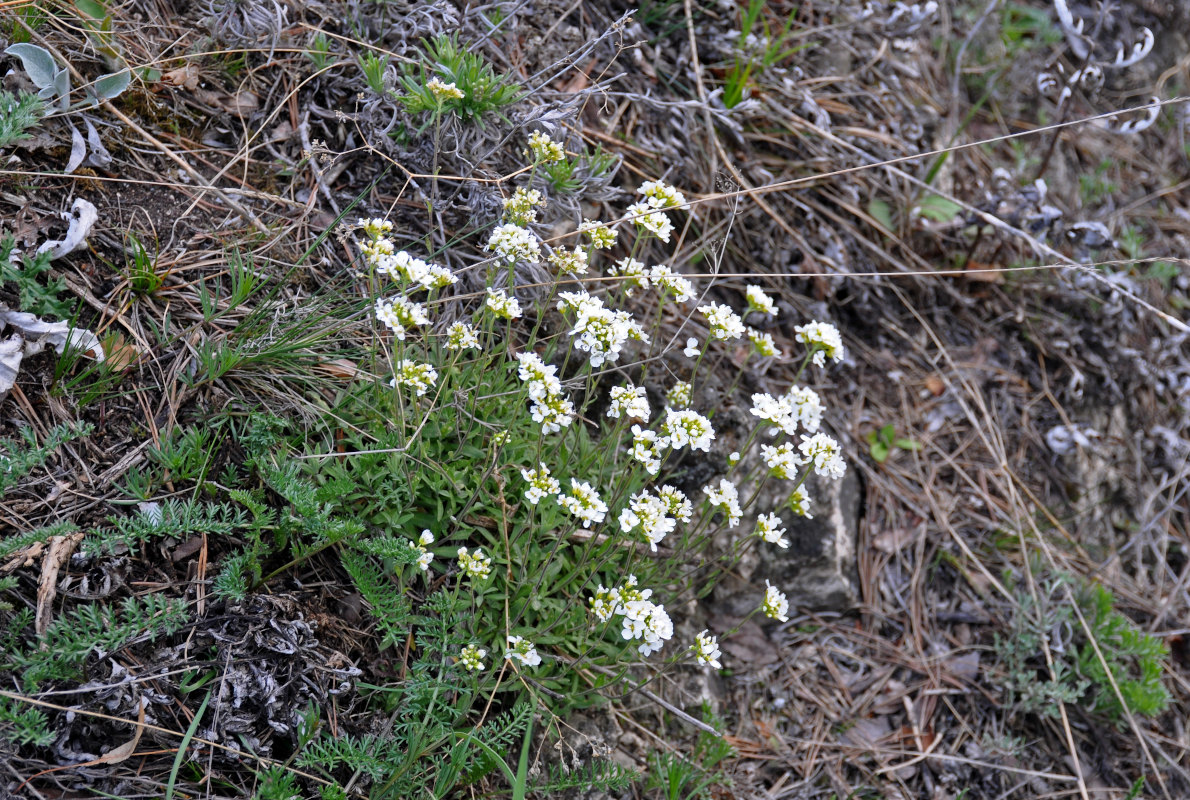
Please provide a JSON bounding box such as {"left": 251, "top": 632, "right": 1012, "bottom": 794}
{"left": 866, "top": 423, "right": 921, "bottom": 463}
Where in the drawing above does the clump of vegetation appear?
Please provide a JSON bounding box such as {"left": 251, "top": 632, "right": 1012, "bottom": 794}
{"left": 994, "top": 571, "right": 1170, "bottom": 725}
{"left": 393, "top": 34, "right": 523, "bottom": 124}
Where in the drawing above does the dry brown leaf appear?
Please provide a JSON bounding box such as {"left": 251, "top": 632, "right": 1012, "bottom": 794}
{"left": 102, "top": 332, "right": 140, "bottom": 373}
{"left": 94, "top": 698, "right": 145, "bottom": 765}
{"left": 924, "top": 375, "right": 945, "bottom": 396}
{"left": 315, "top": 358, "right": 360, "bottom": 381}
{"left": 36, "top": 531, "right": 85, "bottom": 636}
{"left": 963, "top": 261, "right": 1006, "bottom": 283}
{"left": 872, "top": 526, "right": 917, "bottom": 554}
{"left": 160, "top": 64, "right": 201, "bottom": 91}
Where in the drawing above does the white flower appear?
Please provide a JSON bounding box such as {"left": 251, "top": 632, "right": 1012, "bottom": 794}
{"left": 521, "top": 463, "right": 561, "bottom": 505}
{"left": 625, "top": 201, "right": 674, "bottom": 243}
{"left": 762, "top": 581, "right": 789, "bottom": 622}
{"left": 703, "top": 478, "right": 742, "bottom": 527}
{"left": 608, "top": 383, "right": 650, "bottom": 421}
{"left": 787, "top": 485, "right": 813, "bottom": 519}
{"left": 638, "top": 179, "right": 686, "bottom": 209}
{"left": 485, "top": 287, "right": 523, "bottom": 319}
{"left": 698, "top": 302, "right": 745, "bottom": 340}
{"left": 360, "top": 217, "right": 393, "bottom": 238}
{"left": 459, "top": 644, "right": 486, "bottom": 671}
{"left": 445, "top": 321, "right": 481, "bottom": 350}
{"left": 525, "top": 130, "right": 565, "bottom": 164}
{"left": 666, "top": 381, "right": 692, "bottom": 409}
{"left": 580, "top": 219, "right": 617, "bottom": 249}
{"left": 786, "top": 386, "right": 824, "bottom": 434}
{"left": 505, "top": 635, "right": 542, "bottom": 667}
{"left": 618, "top": 490, "right": 678, "bottom": 552}
{"left": 558, "top": 479, "right": 608, "bottom": 528}
{"left": 657, "top": 485, "right": 692, "bottom": 522}
{"left": 609, "top": 257, "right": 650, "bottom": 296}
{"left": 650, "top": 265, "right": 694, "bottom": 303}
{"left": 663, "top": 408, "right": 715, "bottom": 452}
{"left": 619, "top": 591, "right": 673, "bottom": 657}
{"left": 457, "top": 546, "right": 492, "bottom": 580}
{"left": 548, "top": 246, "right": 588, "bottom": 275}
{"left": 750, "top": 392, "right": 794, "bottom": 435}
{"left": 486, "top": 224, "right": 542, "bottom": 264}
{"left": 565, "top": 297, "right": 647, "bottom": 367}
{"left": 728, "top": 451, "right": 741, "bottom": 466}
{"left": 408, "top": 529, "right": 434, "bottom": 571}
{"left": 515, "top": 352, "right": 562, "bottom": 399}
{"left": 589, "top": 584, "right": 623, "bottom": 622}
{"left": 684, "top": 337, "right": 700, "bottom": 358}
{"left": 503, "top": 186, "right": 544, "bottom": 225}
{"left": 426, "top": 77, "right": 465, "bottom": 100}
{"left": 691, "top": 630, "right": 722, "bottom": 669}
{"left": 747, "top": 327, "right": 780, "bottom": 357}
{"left": 795, "top": 320, "right": 845, "bottom": 367}
{"left": 755, "top": 512, "right": 789, "bottom": 548}
{"left": 799, "top": 433, "right": 846, "bottom": 479}
{"left": 530, "top": 394, "right": 575, "bottom": 434}
{"left": 745, "top": 285, "right": 778, "bottom": 316}
{"left": 390, "top": 360, "right": 438, "bottom": 396}
{"left": 760, "top": 442, "right": 802, "bottom": 479}
{"left": 374, "top": 296, "right": 430, "bottom": 340}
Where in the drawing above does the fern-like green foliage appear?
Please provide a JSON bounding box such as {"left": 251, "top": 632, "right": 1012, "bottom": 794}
{"left": 0, "top": 421, "right": 93, "bottom": 493}
{"left": 995, "top": 574, "right": 1170, "bottom": 724}
{"left": 1, "top": 233, "right": 72, "bottom": 317}
{"left": 394, "top": 34, "right": 522, "bottom": 125}
{"left": 1075, "top": 585, "right": 1171, "bottom": 720}
{"left": 87, "top": 498, "right": 247, "bottom": 556}
{"left": 6, "top": 594, "right": 189, "bottom": 690}
{"left": 0, "top": 695, "right": 55, "bottom": 747}
{"left": 0, "top": 520, "right": 77, "bottom": 562}
{"left": 0, "top": 90, "right": 45, "bottom": 149}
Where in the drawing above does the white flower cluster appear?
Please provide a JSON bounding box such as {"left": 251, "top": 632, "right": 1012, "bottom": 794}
{"left": 486, "top": 223, "right": 542, "bottom": 264}
{"left": 503, "top": 186, "right": 544, "bottom": 226}
{"left": 580, "top": 219, "right": 617, "bottom": 249}
{"left": 548, "top": 246, "right": 588, "bottom": 275}
{"left": 763, "top": 580, "right": 789, "bottom": 622}
{"left": 800, "top": 432, "right": 846, "bottom": 479}
{"left": 445, "top": 321, "right": 480, "bottom": 350}
{"left": 749, "top": 386, "right": 823, "bottom": 436}
{"left": 556, "top": 291, "right": 648, "bottom": 367}
{"left": 703, "top": 478, "right": 742, "bottom": 527}
{"left": 747, "top": 328, "right": 779, "bottom": 357}
{"left": 408, "top": 529, "right": 434, "bottom": 571}
{"left": 459, "top": 643, "right": 485, "bottom": 671}
{"left": 485, "top": 287, "right": 523, "bottom": 320}
{"left": 662, "top": 408, "right": 716, "bottom": 452}
{"left": 457, "top": 546, "right": 492, "bottom": 580}
{"left": 760, "top": 442, "right": 801, "bottom": 479}
{"left": 589, "top": 576, "right": 673, "bottom": 657}
{"left": 755, "top": 512, "right": 788, "bottom": 548}
{"left": 505, "top": 635, "right": 542, "bottom": 667}
{"left": 390, "top": 360, "right": 438, "bottom": 396}
{"left": 525, "top": 130, "right": 565, "bottom": 164}
{"left": 690, "top": 630, "right": 722, "bottom": 669}
{"left": 618, "top": 485, "right": 691, "bottom": 551}
{"left": 520, "top": 462, "right": 561, "bottom": 505}
{"left": 515, "top": 352, "right": 574, "bottom": 434}
{"left": 795, "top": 320, "right": 845, "bottom": 367}
{"left": 745, "top": 285, "right": 778, "bottom": 317}
{"left": 609, "top": 257, "right": 650, "bottom": 296}
{"left": 375, "top": 296, "right": 429, "bottom": 340}
{"left": 426, "top": 77, "right": 465, "bottom": 100}
{"left": 649, "top": 264, "right": 694, "bottom": 303}
{"left": 622, "top": 179, "right": 684, "bottom": 244}
{"left": 698, "top": 302, "right": 746, "bottom": 341}
{"left": 630, "top": 425, "right": 666, "bottom": 475}
{"left": 666, "top": 381, "right": 692, "bottom": 408}
{"left": 558, "top": 479, "right": 608, "bottom": 528}
{"left": 376, "top": 251, "right": 457, "bottom": 291}
{"left": 607, "top": 383, "right": 650, "bottom": 421}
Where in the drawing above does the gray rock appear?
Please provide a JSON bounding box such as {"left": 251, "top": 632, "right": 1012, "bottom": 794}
{"left": 712, "top": 457, "right": 861, "bottom": 614}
